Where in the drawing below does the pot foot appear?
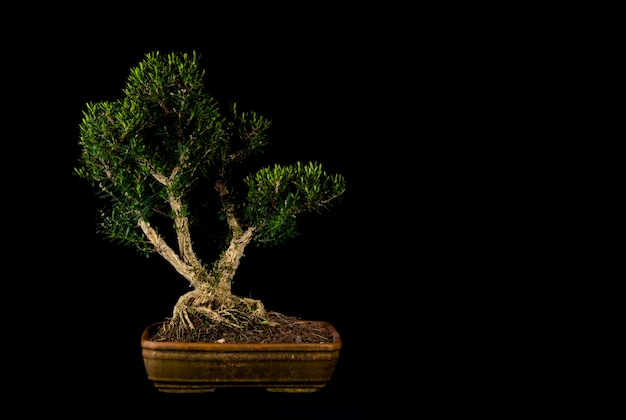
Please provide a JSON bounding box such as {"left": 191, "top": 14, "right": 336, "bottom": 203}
{"left": 266, "top": 387, "right": 322, "bottom": 393}
{"left": 152, "top": 383, "right": 217, "bottom": 393}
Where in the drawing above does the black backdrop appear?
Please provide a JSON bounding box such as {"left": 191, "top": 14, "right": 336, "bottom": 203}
{"left": 8, "top": 7, "right": 522, "bottom": 418}
{"left": 13, "top": 15, "right": 414, "bottom": 419}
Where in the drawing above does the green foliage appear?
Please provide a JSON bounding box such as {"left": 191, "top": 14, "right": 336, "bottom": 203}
{"left": 75, "top": 51, "right": 345, "bottom": 257}
{"left": 243, "top": 162, "right": 346, "bottom": 245}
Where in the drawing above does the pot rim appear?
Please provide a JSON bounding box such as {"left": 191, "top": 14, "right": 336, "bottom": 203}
{"left": 141, "top": 320, "right": 342, "bottom": 352}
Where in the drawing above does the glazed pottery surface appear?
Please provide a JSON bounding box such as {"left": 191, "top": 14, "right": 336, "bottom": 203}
{"left": 141, "top": 321, "right": 342, "bottom": 393}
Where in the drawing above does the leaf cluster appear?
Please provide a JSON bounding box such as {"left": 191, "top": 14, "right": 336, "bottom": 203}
{"left": 244, "top": 161, "right": 346, "bottom": 245}
{"left": 75, "top": 51, "right": 345, "bottom": 257}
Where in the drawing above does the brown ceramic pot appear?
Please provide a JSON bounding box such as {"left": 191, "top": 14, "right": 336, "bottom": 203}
{"left": 141, "top": 321, "right": 342, "bottom": 393}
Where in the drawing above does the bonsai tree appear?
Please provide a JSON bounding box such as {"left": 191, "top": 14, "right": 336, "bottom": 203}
{"left": 75, "top": 51, "right": 346, "bottom": 341}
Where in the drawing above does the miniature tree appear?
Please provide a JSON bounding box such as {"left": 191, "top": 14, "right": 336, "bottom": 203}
{"left": 75, "top": 51, "right": 346, "bottom": 340}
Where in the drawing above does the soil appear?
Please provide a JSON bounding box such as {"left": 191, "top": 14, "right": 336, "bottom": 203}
{"left": 149, "top": 311, "right": 335, "bottom": 344}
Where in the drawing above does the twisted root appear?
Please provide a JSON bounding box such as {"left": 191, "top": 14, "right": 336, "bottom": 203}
{"left": 160, "top": 288, "right": 272, "bottom": 340}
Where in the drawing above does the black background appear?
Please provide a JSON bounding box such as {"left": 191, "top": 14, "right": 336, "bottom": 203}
{"left": 9, "top": 11, "right": 421, "bottom": 419}
{"left": 7, "top": 7, "right": 532, "bottom": 418}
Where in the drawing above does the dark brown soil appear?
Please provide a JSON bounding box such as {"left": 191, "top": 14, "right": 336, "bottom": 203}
{"left": 149, "top": 311, "right": 335, "bottom": 344}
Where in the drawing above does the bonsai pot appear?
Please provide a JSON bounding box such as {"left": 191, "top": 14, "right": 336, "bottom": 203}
{"left": 141, "top": 321, "right": 342, "bottom": 393}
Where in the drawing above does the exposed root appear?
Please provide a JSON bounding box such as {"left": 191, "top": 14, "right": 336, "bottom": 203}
{"left": 157, "top": 287, "right": 273, "bottom": 341}
{"left": 150, "top": 310, "right": 335, "bottom": 344}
